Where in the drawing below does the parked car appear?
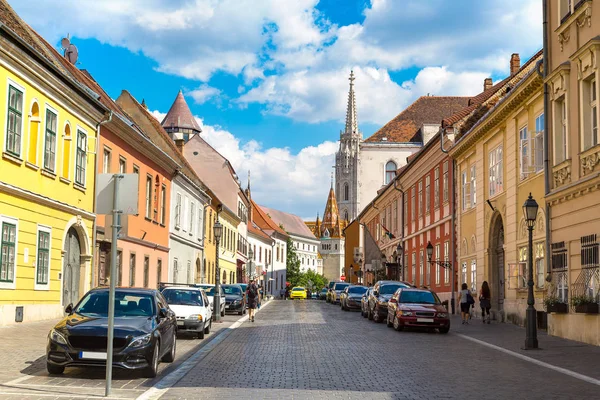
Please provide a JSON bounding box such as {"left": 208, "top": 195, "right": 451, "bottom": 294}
{"left": 311, "top": 292, "right": 318, "bottom": 299}
{"left": 319, "top": 288, "right": 328, "bottom": 300}
{"left": 222, "top": 284, "right": 247, "bottom": 315}
{"left": 161, "top": 286, "right": 212, "bottom": 339}
{"left": 46, "top": 288, "right": 176, "bottom": 378}
{"left": 326, "top": 281, "right": 339, "bottom": 303}
{"left": 340, "top": 285, "right": 368, "bottom": 311}
{"left": 330, "top": 282, "right": 350, "bottom": 304}
{"left": 290, "top": 286, "right": 307, "bottom": 299}
{"left": 197, "top": 284, "right": 226, "bottom": 317}
{"left": 386, "top": 288, "right": 450, "bottom": 333}
{"left": 367, "top": 280, "right": 412, "bottom": 322}
{"left": 361, "top": 287, "right": 373, "bottom": 318}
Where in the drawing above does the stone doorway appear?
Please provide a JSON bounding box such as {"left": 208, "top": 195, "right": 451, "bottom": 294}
{"left": 489, "top": 214, "right": 505, "bottom": 320}
{"left": 63, "top": 227, "right": 81, "bottom": 307}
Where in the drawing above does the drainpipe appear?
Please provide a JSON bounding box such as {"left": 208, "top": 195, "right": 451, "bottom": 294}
{"left": 91, "top": 111, "right": 112, "bottom": 289}
{"left": 440, "top": 128, "right": 457, "bottom": 315}
{"left": 542, "top": 0, "right": 552, "bottom": 282}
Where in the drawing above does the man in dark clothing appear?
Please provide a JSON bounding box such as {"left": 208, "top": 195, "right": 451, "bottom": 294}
{"left": 246, "top": 279, "right": 259, "bottom": 322}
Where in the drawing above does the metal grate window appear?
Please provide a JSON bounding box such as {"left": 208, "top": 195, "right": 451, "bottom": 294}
{"left": 581, "top": 234, "right": 599, "bottom": 269}
{"left": 551, "top": 241, "right": 567, "bottom": 271}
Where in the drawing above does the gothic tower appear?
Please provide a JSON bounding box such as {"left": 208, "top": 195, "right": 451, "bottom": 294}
{"left": 335, "top": 70, "right": 361, "bottom": 222}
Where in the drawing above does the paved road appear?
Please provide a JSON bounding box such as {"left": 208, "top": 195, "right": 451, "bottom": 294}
{"left": 162, "top": 299, "right": 599, "bottom": 400}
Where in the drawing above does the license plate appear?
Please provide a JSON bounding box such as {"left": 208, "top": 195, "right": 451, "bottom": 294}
{"left": 177, "top": 320, "right": 184, "bottom": 326}
{"left": 417, "top": 318, "right": 434, "bottom": 323}
{"left": 225, "top": 305, "right": 230, "bottom": 309}
{"left": 80, "top": 351, "right": 107, "bottom": 360}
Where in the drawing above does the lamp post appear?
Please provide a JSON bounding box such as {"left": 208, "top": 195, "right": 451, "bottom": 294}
{"left": 248, "top": 246, "right": 254, "bottom": 283}
{"left": 523, "top": 193, "right": 539, "bottom": 349}
{"left": 213, "top": 220, "right": 223, "bottom": 323}
{"left": 426, "top": 241, "right": 455, "bottom": 315}
{"left": 395, "top": 243, "right": 403, "bottom": 281}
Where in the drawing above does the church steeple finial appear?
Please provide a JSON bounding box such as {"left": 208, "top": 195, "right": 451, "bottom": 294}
{"left": 344, "top": 70, "right": 358, "bottom": 136}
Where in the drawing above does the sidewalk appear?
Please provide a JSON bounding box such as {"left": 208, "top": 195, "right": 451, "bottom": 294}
{"left": 451, "top": 314, "right": 600, "bottom": 381}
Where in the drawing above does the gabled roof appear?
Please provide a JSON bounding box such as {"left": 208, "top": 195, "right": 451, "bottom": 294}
{"left": 364, "top": 96, "right": 470, "bottom": 143}
{"left": 162, "top": 91, "right": 202, "bottom": 133}
{"left": 248, "top": 222, "right": 272, "bottom": 243}
{"left": 251, "top": 200, "right": 288, "bottom": 238}
{"left": 260, "top": 206, "right": 318, "bottom": 241}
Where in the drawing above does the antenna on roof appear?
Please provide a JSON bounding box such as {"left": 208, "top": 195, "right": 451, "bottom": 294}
{"left": 61, "top": 34, "right": 78, "bottom": 65}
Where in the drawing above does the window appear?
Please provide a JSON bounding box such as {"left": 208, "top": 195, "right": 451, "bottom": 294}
{"left": 0, "top": 222, "right": 16, "bottom": 283}
{"left": 117, "top": 251, "right": 123, "bottom": 287}
{"left": 470, "top": 260, "right": 477, "bottom": 292}
{"left": 344, "top": 183, "right": 349, "bottom": 201}
{"left": 551, "top": 242, "right": 568, "bottom": 302}
{"left": 411, "top": 186, "right": 416, "bottom": 221}
{"left": 143, "top": 256, "right": 150, "bottom": 288}
{"left": 133, "top": 165, "right": 139, "bottom": 175}
{"left": 119, "top": 157, "right": 126, "bottom": 173}
{"left": 385, "top": 161, "right": 397, "bottom": 185}
{"left": 190, "top": 202, "right": 195, "bottom": 234}
{"left": 534, "top": 114, "right": 544, "bottom": 173}
{"left": 443, "top": 161, "right": 449, "bottom": 203}
{"left": 129, "top": 253, "right": 136, "bottom": 286}
{"left": 43, "top": 109, "right": 57, "bottom": 172}
{"left": 554, "top": 98, "right": 568, "bottom": 164}
{"left": 160, "top": 185, "right": 167, "bottom": 225}
{"left": 559, "top": 0, "right": 572, "bottom": 21}
{"left": 419, "top": 250, "right": 424, "bottom": 286}
{"left": 197, "top": 207, "right": 202, "bottom": 239}
{"left": 103, "top": 149, "right": 111, "bottom": 173}
{"left": 411, "top": 252, "right": 416, "bottom": 285}
{"left": 435, "top": 244, "right": 440, "bottom": 285}
{"left": 36, "top": 228, "right": 50, "bottom": 286}
{"left": 470, "top": 165, "right": 476, "bottom": 206}
{"left": 489, "top": 145, "right": 503, "bottom": 196}
{"left": 461, "top": 171, "right": 470, "bottom": 211}
{"left": 582, "top": 77, "right": 598, "bottom": 150}
{"left": 580, "top": 234, "right": 599, "bottom": 299}
{"left": 344, "top": 210, "right": 349, "bottom": 221}
{"left": 461, "top": 262, "right": 467, "bottom": 286}
{"left": 425, "top": 176, "right": 430, "bottom": 214}
{"left": 75, "top": 130, "right": 87, "bottom": 186}
{"left": 393, "top": 200, "right": 398, "bottom": 233}
{"left": 519, "top": 126, "right": 529, "bottom": 180}
{"left": 157, "top": 259, "right": 162, "bottom": 288}
{"left": 145, "top": 176, "right": 152, "bottom": 219}
{"left": 518, "top": 246, "right": 528, "bottom": 289}
{"left": 434, "top": 168, "right": 440, "bottom": 209}
{"left": 535, "top": 242, "right": 545, "bottom": 289}
{"left": 6, "top": 85, "right": 23, "bottom": 157}
{"left": 418, "top": 182, "right": 422, "bottom": 216}
{"left": 444, "top": 241, "right": 450, "bottom": 284}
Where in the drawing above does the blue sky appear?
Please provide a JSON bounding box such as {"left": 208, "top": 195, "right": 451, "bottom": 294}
{"left": 12, "top": 0, "right": 542, "bottom": 218}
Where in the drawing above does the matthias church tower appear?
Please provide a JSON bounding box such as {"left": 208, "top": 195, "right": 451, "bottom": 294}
{"left": 335, "top": 71, "right": 361, "bottom": 222}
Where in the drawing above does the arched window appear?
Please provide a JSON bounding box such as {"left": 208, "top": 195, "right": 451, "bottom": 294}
{"left": 385, "top": 161, "right": 397, "bottom": 184}
{"left": 61, "top": 122, "right": 71, "bottom": 179}
{"left": 344, "top": 183, "right": 349, "bottom": 201}
{"left": 28, "top": 101, "right": 40, "bottom": 165}
{"left": 344, "top": 210, "right": 349, "bottom": 221}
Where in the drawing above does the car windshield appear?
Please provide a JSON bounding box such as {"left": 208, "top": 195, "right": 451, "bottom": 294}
{"left": 348, "top": 286, "right": 367, "bottom": 294}
{"left": 399, "top": 291, "right": 440, "bottom": 304}
{"left": 75, "top": 291, "right": 155, "bottom": 317}
{"left": 162, "top": 289, "right": 204, "bottom": 306}
{"left": 239, "top": 284, "right": 248, "bottom": 292}
{"left": 223, "top": 286, "right": 241, "bottom": 295}
{"left": 380, "top": 284, "right": 403, "bottom": 295}
{"left": 334, "top": 283, "right": 350, "bottom": 291}
{"left": 197, "top": 285, "right": 220, "bottom": 296}
{"left": 292, "top": 287, "right": 305, "bottom": 291}
{"left": 321, "top": 289, "right": 327, "bottom": 293}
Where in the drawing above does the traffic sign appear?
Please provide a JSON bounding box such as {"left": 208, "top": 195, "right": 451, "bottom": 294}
{"left": 340, "top": 275, "right": 346, "bottom": 281}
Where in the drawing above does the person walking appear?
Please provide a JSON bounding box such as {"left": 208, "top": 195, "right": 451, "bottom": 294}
{"left": 479, "top": 281, "right": 492, "bottom": 324}
{"left": 246, "top": 279, "right": 259, "bottom": 322}
{"left": 458, "top": 283, "right": 474, "bottom": 324}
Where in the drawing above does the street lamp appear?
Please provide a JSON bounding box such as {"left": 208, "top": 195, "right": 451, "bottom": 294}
{"left": 523, "top": 193, "right": 539, "bottom": 350}
{"left": 213, "top": 220, "right": 223, "bottom": 323}
{"left": 248, "top": 246, "right": 254, "bottom": 284}
{"left": 426, "top": 241, "right": 455, "bottom": 315}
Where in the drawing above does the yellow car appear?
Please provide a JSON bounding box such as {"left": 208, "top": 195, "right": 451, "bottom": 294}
{"left": 290, "top": 287, "right": 307, "bottom": 299}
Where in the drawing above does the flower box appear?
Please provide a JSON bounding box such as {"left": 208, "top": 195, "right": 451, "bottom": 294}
{"left": 546, "top": 303, "right": 568, "bottom": 313}
{"left": 574, "top": 303, "right": 599, "bottom": 314}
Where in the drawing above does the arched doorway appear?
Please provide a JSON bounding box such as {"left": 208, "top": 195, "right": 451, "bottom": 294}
{"left": 489, "top": 213, "right": 505, "bottom": 316}
{"left": 63, "top": 227, "right": 81, "bottom": 307}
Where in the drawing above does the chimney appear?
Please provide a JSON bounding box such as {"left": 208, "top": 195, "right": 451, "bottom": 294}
{"left": 175, "top": 139, "right": 184, "bottom": 153}
{"left": 483, "top": 78, "right": 493, "bottom": 91}
{"left": 510, "top": 53, "right": 521, "bottom": 75}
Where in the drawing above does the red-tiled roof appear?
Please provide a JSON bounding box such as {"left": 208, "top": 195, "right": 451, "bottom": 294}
{"left": 260, "top": 206, "right": 317, "bottom": 240}
{"left": 251, "top": 200, "right": 288, "bottom": 237}
{"left": 248, "top": 222, "right": 272, "bottom": 242}
{"left": 162, "top": 91, "right": 202, "bottom": 132}
{"left": 365, "top": 96, "right": 470, "bottom": 143}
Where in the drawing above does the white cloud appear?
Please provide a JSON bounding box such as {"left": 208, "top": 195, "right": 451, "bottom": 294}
{"left": 188, "top": 84, "right": 222, "bottom": 105}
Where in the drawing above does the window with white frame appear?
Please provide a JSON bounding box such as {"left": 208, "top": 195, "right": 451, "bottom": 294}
{"left": 425, "top": 176, "right": 430, "bottom": 214}
{"left": 103, "top": 149, "right": 111, "bottom": 173}
{"left": 518, "top": 246, "right": 528, "bottom": 289}
{"left": 434, "top": 168, "right": 440, "bottom": 209}
{"left": 461, "top": 262, "right": 467, "bottom": 286}
{"left": 534, "top": 114, "right": 544, "bottom": 173}
{"left": 0, "top": 220, "right": 17, "bottom": 285}
{"left": 75, "top": 130, "right": 87, "bottom": 186}
{"left": 489, "top": 145, "right": 503, "bottom": 196}
{"left": 435, "top": 244, "right": 440, "bottom": 285}
{"left": 470, "top": 165, "right": 476, "bottom": 206}
{"left": 36, "top": 227, "right": 51, "bottom": 286}
{"left": 403, "top": 196, "right": 408, "bottom": 229}
{"left": 444, "top": 241, "right": 449, "bottom": 284}
{"left": 411, "top": 252, "right": 416, "bottom": 285}
{"left": 554, "top": 97, "right": 568, "bottom": 164}
{"left": 419, "top": 250, "right": 424, "bottom": 286}
{"left": 189, "top": 202, "right": 195, "bottom": 234}
{"left": 582, "top": 77, "right": 598, "bottom": 150}
{"left": 520, "top": 117, "right": 544, "bottom": 179}
{"left": 470, "top": 260, "right": 477, "bottom": 292}
{"left": 385, "top": 161, "right": 397, "bottom": 185}
{"left": 175, "top": 193, "right": 182, "bottom": 229}
{"left": 6, "top": 85, "right": 23, "bottom": 157}
{"left": 145, "top": 176, "right": 152, "bottom": 219}
{"left": 535, "top": 242, "right": 545, "bottom": 289}
{"left": 411, "top": 186, "right": 416, "bottom": 221}
{"left": 43, "top": 109, "right": 57, "bottom": 172}
{"left": 461, "top": 170, "right": 470, "bottom": 211}
{"left": 160, "top": 185, "right": 166, "bottom": 225}
{"left": 418, "top": 182, "right": 422, "bottom": 216}
{"left": 393, "top": 200, "right": 398, "bottom": 234}
{"left": 197, "top": 206, "right": 203, "bottom": 239}
{"left": 443, "top": 161, "right": 449, "bottom": 203}
{"left": 129, "top": 253, "right": 136, "bottom": 286}
{"left": 519, "top": 126, "right": 529, "bottom": 180}
{"left": 559, "top": 0, "right": 572, "bottom": 22}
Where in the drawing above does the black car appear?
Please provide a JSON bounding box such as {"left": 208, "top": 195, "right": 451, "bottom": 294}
{"left": 367, "top": 280, "right": 412, "bottom": 323}
{"left": 319, "top": 288, "right": 328, "bottom": 300}
{"left": 340, "top": 285, "right": 368, "bottom": 311}
{"left": 361, "top": 287, "right": 373, "bottom": 318}
{"left": 222, "top": 284, "right": 247, "bottom": 315}
{"left": 46, "top": 288, "right": 177, "bottom": 378}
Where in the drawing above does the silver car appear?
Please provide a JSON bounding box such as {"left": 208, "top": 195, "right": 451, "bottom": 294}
{"left": 197, "top": 284, "right": 226, "bottom": 317}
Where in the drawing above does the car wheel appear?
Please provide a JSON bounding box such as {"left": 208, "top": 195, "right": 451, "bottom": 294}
{"left": 143, "top": 342, "right": 160, "bottom": 378}
{"left": 393, "top": 315, "right": 404, "bottom": 331}
{"left": 199, "top": 324, "right": 206, "bottom": 339}
{"left": 386, "top": 314, "right": 393, "bottom": 328}
{"left": 162, "top": 338, "right": 176, "bottom": 362}
{"left": 439, "top": 327, "right": 450, "bottom": 334}
{"left": 204, "top": 319, "right": 211, "bottom": 334}
{"left": 238, "top": 308, "right": 243, "bottom": 315}
{"left": 373, "top": 308, "right": 380, "bottom": 322}
{"left": 46, "top": 362, "right": 64, "bottom": 375}
{"left": 221, "top": 309, "right": 225, "bottom": 317}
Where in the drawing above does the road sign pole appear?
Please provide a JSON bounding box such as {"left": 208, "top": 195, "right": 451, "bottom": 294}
{"left": 105, "top": 174, "right": 122, "bottom": 397}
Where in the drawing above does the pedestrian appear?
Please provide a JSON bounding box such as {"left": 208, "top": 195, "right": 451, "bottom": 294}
{"left": 458, "top": 283, "right": 474, "bottom": 324}
{"left": 246, "top": 279, "right": 259, "bottom": 322}
{"left": 285, "top": 286, "right": 290, "bottom": 300}
{"left": 307, "top": 288, "right": 312, "bottom": 299}
{"left": 257, "top": 285, "right": 262, "bottom": 309}
{"left": 280, "top": 288, "right": 285, "bottom": 299}
{"left": 479, "top": 281, "right": 492, "bottom": 324}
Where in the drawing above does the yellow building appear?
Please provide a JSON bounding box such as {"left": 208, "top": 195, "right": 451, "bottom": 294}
{"left": 0, "top": 6, "right": 106, "bottom": 324}
{"left": 450, "top": 52, "right": 544, "bottom": 324}
{"left": 218, "top": 206, "right": 240, "bottom": 284}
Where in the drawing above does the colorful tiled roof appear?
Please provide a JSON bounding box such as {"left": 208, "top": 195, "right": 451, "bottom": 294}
{"left": 162, "top": 91, "right": 202, "bottom": 133}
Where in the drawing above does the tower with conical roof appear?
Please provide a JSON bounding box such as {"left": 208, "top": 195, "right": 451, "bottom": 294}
{"left": 161, "top": 90, "right": 202, "bottom": 143}
{"left": 335, "top": 70, "right": 361, "bottom": 222}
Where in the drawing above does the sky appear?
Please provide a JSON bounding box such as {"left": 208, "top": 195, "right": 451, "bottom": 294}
{"left": 11, "top": 0, "right": 542, "bottom": 219}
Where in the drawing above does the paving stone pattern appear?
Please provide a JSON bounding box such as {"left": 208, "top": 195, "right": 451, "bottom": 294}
{"left": 163, "top": 300, "right": 599, "bottom": 400}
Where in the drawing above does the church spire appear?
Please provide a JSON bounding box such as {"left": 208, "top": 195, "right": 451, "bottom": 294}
{"left": 344, "top": 70, "right": 358, "bottom": 136}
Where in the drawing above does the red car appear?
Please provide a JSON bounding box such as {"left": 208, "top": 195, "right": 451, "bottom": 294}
{"left": 386, "top": 288, "right": 450, "bottom": 334}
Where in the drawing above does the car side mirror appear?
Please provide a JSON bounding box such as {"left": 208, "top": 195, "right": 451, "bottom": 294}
{"left": 159, "top": 308, "right": 168, "bottom": 319}
{"left": 373, "top": 290, "right": 379, "bottom": 296}
{"left": 65, "top": 303, "right": 73, "bottom": 314}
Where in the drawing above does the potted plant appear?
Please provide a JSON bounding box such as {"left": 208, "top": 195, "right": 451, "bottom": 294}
{"left": 544, "top": 296, "right": 568, "bottom": 313}
{"left": 571, "top": 295, "right": 599, "bottom": 314}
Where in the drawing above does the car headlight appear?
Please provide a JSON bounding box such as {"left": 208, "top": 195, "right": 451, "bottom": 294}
{"left": 233, "top": 300, "right": 240, "bottom": 304}
{"left": 49, "top": 329, "right": 68, "bottom": 345}
{"left": 188, "top": 314, "right": 203, "bottom": 321}
{"left": 399, "top": 311, "right": 414, "bottom": 316}
{"left": 128, "top": 333, "right": 152, "bottom": 349}
{"left": 437, "top": 313, "right": 448, "bottom": 318}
